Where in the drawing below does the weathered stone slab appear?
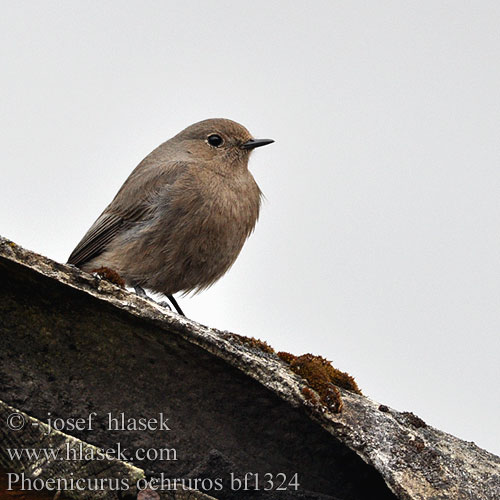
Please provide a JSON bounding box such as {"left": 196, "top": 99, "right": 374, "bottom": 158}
{"left": 0, "top": 236, "right": 498, "bottom": 499}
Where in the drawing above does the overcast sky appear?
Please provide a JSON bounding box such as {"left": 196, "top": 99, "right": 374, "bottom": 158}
{"left": 1, "top": 1, "right": 499, "bottom": 456}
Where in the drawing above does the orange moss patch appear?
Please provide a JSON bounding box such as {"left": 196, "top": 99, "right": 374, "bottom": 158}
{"left": 278, "top": 352, "right": 343, "bottom": 413}
{"left": 402, "top": 411, "right": 427, "bottom": 429}
{"left": 276, "top": 351, "right": 296, "bottom": 364}
{"left": 228, "top": 333, "right": 275, "bottom": 355}
{"left": 410, "top": 436, "right": 426, "bottom": 452}
{"left": 225, "top": 337, "right": 361, "bottom": 414}
{"left": 278, "top": 352, "right": 361, "bottom": 395}
{"left": 301, "top": 386, "right": 319, "bottom": 405}
{"left": 91, "top": 267, "right": 126, "bottom": 288}
{"left": 277, "top": 352, "right": 362, "bottom": 414}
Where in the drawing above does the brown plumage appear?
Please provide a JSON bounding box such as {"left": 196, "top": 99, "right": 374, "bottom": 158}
{"left": 68, "top": 118, "right": 273, "bottom": 310}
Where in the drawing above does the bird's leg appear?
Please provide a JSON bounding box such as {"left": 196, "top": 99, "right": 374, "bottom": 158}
{"left": 166, "top": 294, "right": 184, "bottom": 316}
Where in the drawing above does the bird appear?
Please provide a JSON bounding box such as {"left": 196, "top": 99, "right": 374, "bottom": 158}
{"left": 67, "top": 118, "right": 274, "bottom": 316}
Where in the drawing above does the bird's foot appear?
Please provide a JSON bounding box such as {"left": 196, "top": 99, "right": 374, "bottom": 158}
{"left": 157, "top": 301, "right": 172, "bottom": 311}
{"left": 133, "top": 286, "right": 185, "bottom": 316}
{"left": 134, "top": 285, "right": 148, "bottom": 298}
{"left": 91, "top": 267, "right": 126, "bottom": 288}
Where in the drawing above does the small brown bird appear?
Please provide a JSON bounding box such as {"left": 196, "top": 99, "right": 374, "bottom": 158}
{"left": 68, "top": 118, "right": 274, "bottom": 315}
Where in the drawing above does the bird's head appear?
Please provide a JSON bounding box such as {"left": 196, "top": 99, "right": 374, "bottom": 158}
{"left": 173, "top": 118, "right": 274, "bottom": 166}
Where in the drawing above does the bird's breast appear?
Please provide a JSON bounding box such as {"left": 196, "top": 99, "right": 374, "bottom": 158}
{"left": 148, "top": 170, "right": 261, "bottom": 293}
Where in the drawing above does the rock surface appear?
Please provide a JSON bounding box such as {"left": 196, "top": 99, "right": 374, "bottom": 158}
{"left": 0, "top": 236, "right": 498, "bottom": 499}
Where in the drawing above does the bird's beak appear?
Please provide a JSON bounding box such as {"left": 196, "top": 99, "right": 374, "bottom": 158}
{"left": 240, "top": 138, "right": 275, "bottom": 150}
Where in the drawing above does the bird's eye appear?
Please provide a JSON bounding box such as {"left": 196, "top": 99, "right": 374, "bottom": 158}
{"left": 207, "top": 134, "right": 224, "bottom": 147}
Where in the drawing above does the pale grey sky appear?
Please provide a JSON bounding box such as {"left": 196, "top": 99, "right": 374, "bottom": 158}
{"left": 1, "top": 1, "right": 499, "bottom": 455}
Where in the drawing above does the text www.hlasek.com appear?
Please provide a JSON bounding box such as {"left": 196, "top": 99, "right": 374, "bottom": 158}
{"left": 7, "top": 442, "right": 176, "bottom": 463}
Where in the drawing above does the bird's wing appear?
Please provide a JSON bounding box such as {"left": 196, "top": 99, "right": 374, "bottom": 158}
{"left": 67, "top": 212, "right": 125, "bottom": 267}
{"left": 67, "top": 159, "right": 189, "bottom": 267}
